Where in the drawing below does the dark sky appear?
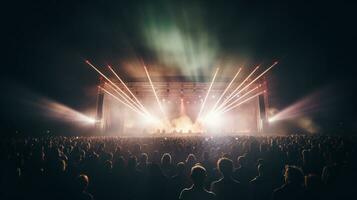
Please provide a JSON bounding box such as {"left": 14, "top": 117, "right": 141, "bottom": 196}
{"left": 1, "top": 0, "right": 357, "bottom": 135}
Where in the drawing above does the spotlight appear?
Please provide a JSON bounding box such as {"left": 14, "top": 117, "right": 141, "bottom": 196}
{"left": 268, "top": 117, "right": 275, "bottom": 123}
{"left": 85, "top": 117, "right": 97, "bottom": 124}
{"left": 203, "top": 113, "right": 222, "bottom": 127}
{"left": 144, "top": 116, "right": 160, "bottom": 125}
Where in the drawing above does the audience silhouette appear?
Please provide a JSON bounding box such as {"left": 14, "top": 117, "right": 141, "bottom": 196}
{"left": 211, "top": 158, "right": 246, "bottom": 200}
{"left": 1, "top": 135, "right": 356, "bottom": 200}
{"left": 179, "top": 165, "right": 216, "bottom": 200}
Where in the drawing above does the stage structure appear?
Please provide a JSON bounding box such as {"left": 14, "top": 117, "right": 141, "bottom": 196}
{"left": 95, "top": 76, "right": 269, "bottom": 136}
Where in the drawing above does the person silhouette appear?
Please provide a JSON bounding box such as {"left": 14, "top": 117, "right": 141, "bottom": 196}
{"left": 72, "top": 174, "right": 94, "bottom": 200}
{"left": 171, "top": 162, "right": 190, "bottom": 199}
{"left": 233, "top": 155, "right": 254, "bottom": 186}
{"left": 179, "top": 165, "right": 216, "bottom": 200}
{"left": 272, "top": 166, "right": 305, "bottom": 200}
{"left": 211, "top": 158, "right": 246, "bottom": 200}
{"left": 250, "top": 164, "right": 274, "bottom": 200}
{"left": 161, "top": 153, "right": 175, "bottom": 177}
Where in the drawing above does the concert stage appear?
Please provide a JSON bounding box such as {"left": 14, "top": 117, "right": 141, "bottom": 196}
{"left": 95, "top": 77, "right": 269, "bottom": 136}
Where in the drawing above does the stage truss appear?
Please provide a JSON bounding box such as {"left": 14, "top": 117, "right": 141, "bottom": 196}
{"left": 96, "top": 77, "right": 269, "bottom": 136}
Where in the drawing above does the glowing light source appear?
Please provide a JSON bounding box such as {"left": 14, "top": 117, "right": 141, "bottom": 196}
{"left": 203, "top": 112, "right": 222, "bottom": 128}
{"left": 143, "top": 115, "right": 160, "bottom": 125}
{"left": 268, "top": 117, "right": 277, "bottom": 123}
{"left": 85, "top": 117, "right": 97, "bottom": 124}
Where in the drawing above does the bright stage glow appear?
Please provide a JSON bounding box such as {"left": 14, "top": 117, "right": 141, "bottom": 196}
{"left": 268, "top": 118, "right": 274, "bottom": 123}
{"left": 171, "top": 115, "right": 198, "bottom": 133}
{"left": 202, "top": 113, "right": 222, "bottom": 128}
{"left": 85, "top": 117, "right": 97, "bottom": 124}
{"left": 143, "top": 115, "right": 160, "bottom": 125}
{"left": 89, "top": 59, "right": 278, "bottom": 135}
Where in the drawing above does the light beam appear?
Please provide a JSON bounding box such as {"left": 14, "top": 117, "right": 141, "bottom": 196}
{"left": 216, "top": 61, "right": 278, "bottom": 112}
{"left": 107, "top": 65, "right": 151, "bottom": 116}
{"left": 143, "top": 65, "right": 168, "bottom": 122}
{"left": 99, "top": 86, "right": 147, "bottom": 118}
{"left": 209, "top": 67, "right": 242, "bottom": 115}
{"left": 85, "top": 60, "right": 144, "bottom": 112}
{"left": 103, "top": 82, "right": 146, "bottom": 115}
{"left": 196, "top": 67, "right": 219, "bottom": 122}
{"left": 216, "top": 65, "right": 260, "bottom": 112}
{"left": 221, "top": 91, "right": 266, "bottom": 114}
{"left": 228, "top": 61, "right": 278, "bottom": 101}
{"left": 217, "top": 85, "right": 261, "bottom": 113}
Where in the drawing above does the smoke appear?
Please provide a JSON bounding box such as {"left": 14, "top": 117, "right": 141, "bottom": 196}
{"left": 296, "top": 117, "right": 320, "bottom": 133}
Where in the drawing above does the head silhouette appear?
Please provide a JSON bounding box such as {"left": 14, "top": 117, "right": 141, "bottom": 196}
{"left": 77, "top": 174, "right": 90, "bottom": 192}
{"left": 186, "top": 154, "right": 197, "bottom": 165}
{"left": 237, "top": 156, "right": 247, "bottom": 167}
{"left": 190, "top": 165, "right": 207, "bottom": 188}
{"left": 139, "top": 153, "right": 148, "bottom": 164}
{"left": 104, "top": 160, "right": 113, "bottom": 171}
{"left": 161, "top": 153, "right": 172, "bottom": 166}
{"left": 177, "top": 162, "right": 186, "bottom": 175}
{"left": 128, "top": 156, "right": 137, "bottom": 170}
{"left": 284, "top": 166, "right": 304, "bottom": 186}
{"left": 217, "top": 158, "right": 234, "bottom": 178}
{"left": 257, "top": 164, "right": 267, "bottom": 176}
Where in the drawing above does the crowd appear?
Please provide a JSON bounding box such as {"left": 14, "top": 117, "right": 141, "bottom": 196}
{"left": 0, "top": 135, "right": 356, "bottom": 200}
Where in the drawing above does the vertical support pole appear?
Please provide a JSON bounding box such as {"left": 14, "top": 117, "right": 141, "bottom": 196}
{"left": 95, "top": 77, "right": 105, "bottom": 133}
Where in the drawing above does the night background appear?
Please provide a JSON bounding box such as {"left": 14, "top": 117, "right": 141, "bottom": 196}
{"left": 1, "top": 0, "right": 356, "bottom": 136}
